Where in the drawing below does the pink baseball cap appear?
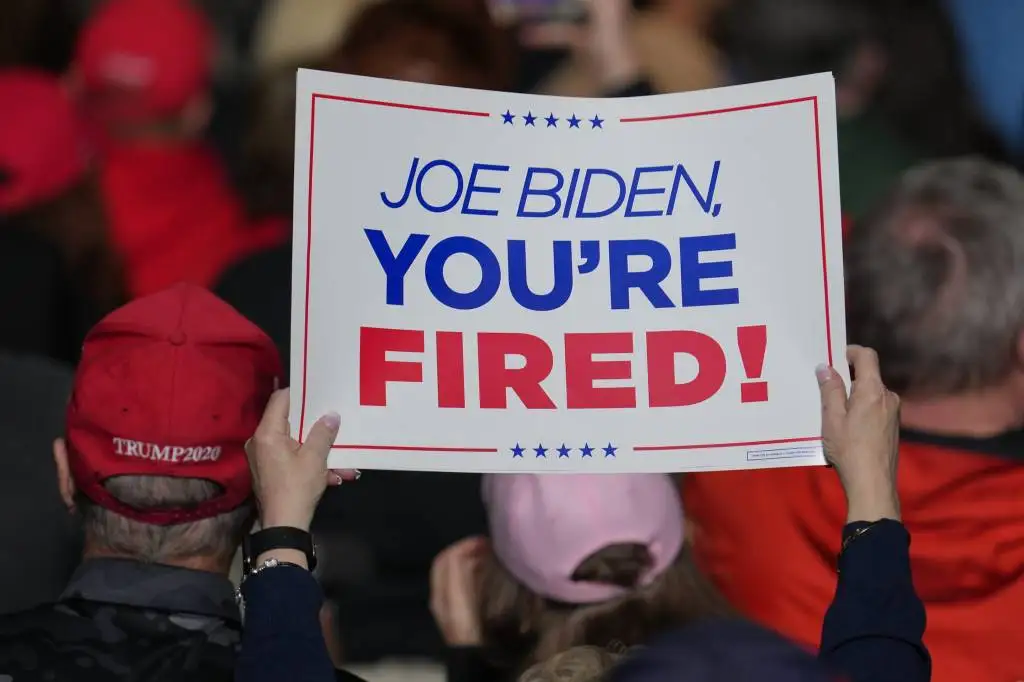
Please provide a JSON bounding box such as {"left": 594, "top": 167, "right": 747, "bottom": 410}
{"left": 483, "top": 474, "right": 685, "bottom": 604}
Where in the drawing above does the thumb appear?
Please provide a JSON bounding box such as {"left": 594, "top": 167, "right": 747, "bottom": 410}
{"left": 816, "top": 364, "right": 847, "bottom": 433}
{"left": 259, "top": 389, "right": 291, "bottom": 436}
{"left": 299, "top": 412, "right": 341, "bottom": 462}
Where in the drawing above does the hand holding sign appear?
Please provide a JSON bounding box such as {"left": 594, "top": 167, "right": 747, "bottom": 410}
{"left": 246, "top": 390, "right": 357, "bottom": 533}
{"left": 817, "top": 346, "right": 901, "bottom": 523}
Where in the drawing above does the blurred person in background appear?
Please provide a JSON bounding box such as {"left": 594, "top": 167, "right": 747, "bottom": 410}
{"left": 0, "top": 353, "right": 81, "bottom": 615}
{"left": 0, "top": 284, "right": 279, "bottom": 680}
{"left": 321, "top": 0, "right": 514, "bottom": 91}
{"left": 430, "top": 474, "right": 732, "bottom": 682}
{"left": 68, "top": 0, "right": 284, "bottom": 301}
{"left": 252, "top": 0, "right": 368, "bottom": 75}
{"left": 71, "top": 0, "right": 269, "bottom": 170}
{"left": 0, "top": 69, "right": 124, "bottom": 363}
{"left": 523, "top": 0, "right": 725, "bottom": 97}
{"left": 684, "top": 158, "right": 1024, "bottom": 682}
{"left": 716, "top": 0, "right": 1005, "bottom": 220}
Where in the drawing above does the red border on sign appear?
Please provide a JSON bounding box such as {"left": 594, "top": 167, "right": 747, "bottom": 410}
{"left": 623, "top": 95, "right": 831, "bottom": 452}
{"left": 298, "top": 93, "right": 834, "bottom": 454}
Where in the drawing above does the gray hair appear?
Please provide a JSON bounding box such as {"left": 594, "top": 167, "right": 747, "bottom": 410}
{"left": 846, "top": 157, "right": 1024, "bottom": 396}
{"left": 80, "top": 476, "right": 253, "bottom": 564}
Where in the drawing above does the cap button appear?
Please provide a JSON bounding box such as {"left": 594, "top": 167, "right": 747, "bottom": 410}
{"left": 168, "top": 330, "right": 187, "bottom": 346}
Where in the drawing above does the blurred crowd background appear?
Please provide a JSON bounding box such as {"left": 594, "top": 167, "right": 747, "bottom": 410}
{"left": 1, "top": 0, "right": 1021, "bottom": 678}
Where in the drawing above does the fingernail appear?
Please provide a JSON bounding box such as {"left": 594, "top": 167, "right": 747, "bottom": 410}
{"left": 322, "top": 412, "right": 341, "bottom": 429}
{"left": 815, "top": 364, "right": 831, "bottom": 384}
{"left": 354, "top": 469, "right": 362, "bottom": 480}
{"left": 330, "top": 472, "right": 344, "bottom": 485}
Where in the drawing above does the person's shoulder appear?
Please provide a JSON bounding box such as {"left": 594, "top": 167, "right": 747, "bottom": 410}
{"left": 0, "top": 601, "right": 239, "bottom": 681}
{"left": 216, "top": 240, "right": 292, "bottom": 289}
{"left": 0, "top": 602, "right": 76, "bottom": 665}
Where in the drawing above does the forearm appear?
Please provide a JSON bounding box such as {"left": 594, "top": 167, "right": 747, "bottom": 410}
{"left": 235, "top": 564, "right": 336, "bottom": 682}
{"left": 819, "top": 520, "right": 930, "bottom": 682}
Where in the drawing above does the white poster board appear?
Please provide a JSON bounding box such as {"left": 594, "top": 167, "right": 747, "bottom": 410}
{"left": 291, "top": 69, "right": 847, "bottom": 473}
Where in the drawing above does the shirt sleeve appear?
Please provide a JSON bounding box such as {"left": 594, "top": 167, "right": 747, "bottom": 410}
{"left": 235, "top": 564, "right": 338, "bottom": 682}
{"left": 819, "top": 519, "right": 931, "bottom": 682}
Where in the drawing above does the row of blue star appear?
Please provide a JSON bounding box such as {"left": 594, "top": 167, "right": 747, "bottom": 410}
{"left": 510, "top": 443, "right": 618, "bottom": 458}
{"left": 501, "top": 110, "right": 604, "bottom": 129}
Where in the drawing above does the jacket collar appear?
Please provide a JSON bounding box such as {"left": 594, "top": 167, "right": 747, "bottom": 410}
{"left": 60, "top": 557, "right": 240, "bottom": 623}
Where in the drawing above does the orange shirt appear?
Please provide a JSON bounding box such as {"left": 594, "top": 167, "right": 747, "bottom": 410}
{"left": 683, "top": 430, "right": 1024, "bottom": 682}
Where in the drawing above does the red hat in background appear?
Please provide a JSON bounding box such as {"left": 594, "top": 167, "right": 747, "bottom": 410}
{"left": 74, "top": 0, "right": 214, "bottom": 123}
{"left": 66, "top": 283, "right": 281, "bottom": 525}
{"left": 0, "top": 70, "right": 91, "bottom": 213}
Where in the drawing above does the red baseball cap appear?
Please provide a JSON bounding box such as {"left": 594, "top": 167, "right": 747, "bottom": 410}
{"left": 74, "top": 0, "right": 213, "bottom": 122}
{"left": 65, "top": 283, "right": 281, "bottom": 525}
{"left": 0, "top": 69, "right": 91, "bottom": 213}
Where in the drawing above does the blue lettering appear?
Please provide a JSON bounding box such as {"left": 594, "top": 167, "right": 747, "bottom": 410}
{"left": 608, "top": 240, "right": 674, "bottom": 310}
{"left": 667, "top": 161, "right": 721, "bottom": 215}
{"left": 562, "top": 168, "right": 581, "bottom": 219}
{"left": 508, "top": 240, "right": 574, "bottom": 311}
{"left": 380, "top": 156, "right": 419, "bottom": 209}
{"left": 517, "top": 168, "right": 564, "bottom": 218}
{"left": 364, "top": 229, "right": 429, "bottom": 305}
{"left": 424, "top": 236, "right": 501, "bottom": 310}
{"left": 415, "top": 159, "right": 464, "bottom": 214}
{"left": 625, "top": 165, "right": 672, "bottom": 218}
{"left": 679, "top": 233, "right": 739, "bottom": 307}
{"left": 576, "top": 168, "right": 626, "bottom": 219}
{"left": 461, "top": 163, "right": 509, "bottom": 217}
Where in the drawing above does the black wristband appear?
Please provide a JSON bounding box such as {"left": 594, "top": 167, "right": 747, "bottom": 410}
{"left": 838, "top": 519, "right": 905, "bottom": 568}
{"left": 243, "top": 527, "right": 317, "bottom": 574}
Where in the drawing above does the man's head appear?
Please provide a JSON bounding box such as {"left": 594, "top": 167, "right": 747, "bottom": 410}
{"left": 54, "top": 283, "right": 281, "bottom": 572}
{"left": 70, "top": 0, "right": 214, "bottom": 140}
{"left": 324, "top": 0, "right": 512, "bottom": 90}
{"left": 846, "top": 158, "right": 1024, "bottom": 400}
{"left": 714, "top": 0, "right": 878, "bottom": 117}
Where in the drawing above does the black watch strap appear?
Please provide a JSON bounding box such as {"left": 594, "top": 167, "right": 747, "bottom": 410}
{"left": 243, "top": 527, "right": 317, "bottom": 573}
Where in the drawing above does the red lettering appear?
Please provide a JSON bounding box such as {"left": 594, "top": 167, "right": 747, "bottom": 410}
{"left": 565, "top": 333, "right": 636, "bottom": 408}
{"left": 360, "top": 327, "right": 424, "bottom": 406}
{"left": 478, "top": 333, "right": 556, "bottom": 409}
{"left": 436, "top": 331, "right": 466, "bottom": 408}
{"left": 646, "top": 331, "right": 727, "bottom": 407}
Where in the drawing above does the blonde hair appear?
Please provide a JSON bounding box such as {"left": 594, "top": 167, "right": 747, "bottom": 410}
{"left": 518, "top": 646, "right": 625, "bottom": 682}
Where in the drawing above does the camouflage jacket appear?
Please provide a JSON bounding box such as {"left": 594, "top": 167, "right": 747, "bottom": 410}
{"left": 0, "top": 558, "right": 240, "bottom": 681}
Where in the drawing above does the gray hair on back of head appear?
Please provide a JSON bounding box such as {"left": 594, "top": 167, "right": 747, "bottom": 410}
{"left": 80, "top": 476, "right": 252, "bottom": 564}
{"left": 846, "top": 156, "right": 1024, "bottom": 396}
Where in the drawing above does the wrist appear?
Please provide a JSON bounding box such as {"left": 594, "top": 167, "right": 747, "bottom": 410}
{"left": 845, "top": 488, "right": 900, "bottom": 523}
{"left": 259, "top": 512, "right": 313, "bottom": 533}
{"left": 255, "top": 548, "right": 309, "bottom": 570}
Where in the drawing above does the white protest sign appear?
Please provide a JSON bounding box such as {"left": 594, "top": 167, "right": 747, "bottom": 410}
{"left": 291, "top": 69, "right": 847, "bottom": 473}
